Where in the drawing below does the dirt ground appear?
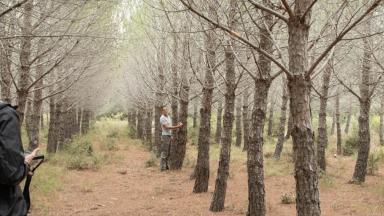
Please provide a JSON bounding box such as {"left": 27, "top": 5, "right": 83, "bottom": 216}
{"left": 31, "top": 140, "right": 384, "bottom": 216}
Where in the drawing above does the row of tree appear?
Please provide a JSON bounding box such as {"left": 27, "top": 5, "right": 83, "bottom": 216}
{"left": 0, "top": 1, "right": 120, "bottom": 152}
{"left": 123, "top": 1, "right": 384, "bottom": 216}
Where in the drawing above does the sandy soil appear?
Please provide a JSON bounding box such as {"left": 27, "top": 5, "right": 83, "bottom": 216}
{"left": 31, "top": 141, "right": 384, "bottom": 216}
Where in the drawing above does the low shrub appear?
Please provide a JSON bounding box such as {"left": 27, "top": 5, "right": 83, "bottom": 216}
{"left": 281, "top": 192, "right": 295, "bottom": 204}
{"left": 343, "top": 134, "right": 359, "bottom": 156}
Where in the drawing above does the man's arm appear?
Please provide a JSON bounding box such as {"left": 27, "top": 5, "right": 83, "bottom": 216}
{"left": 163, "top": 122, "right": 183, "bottom": 130}
{"left": 0, "top": 107, "right": 28, "bottom": 185}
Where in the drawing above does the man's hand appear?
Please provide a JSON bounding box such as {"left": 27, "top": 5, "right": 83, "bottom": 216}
{"left": 177, "top": 122, "right": 183, "bottom": 128}
{"left": 25, "top": 148, "right": 39, "bottom": 166}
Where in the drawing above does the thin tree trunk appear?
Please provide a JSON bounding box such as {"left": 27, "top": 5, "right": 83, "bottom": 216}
{"left": 136, "top": 109, "right": 144, "bottom": 139}
{"left": 345, "top": 105, "right": 352, "bottom": 134}
{"left": 331, "top": 112, "right": 336, "bottom": 136}
{"left": 287, "top": 2, "right": 320, "bottom": 215}
{"left": 154, "top": 39, "right": 166, "bottom": 157}
{"left": 27, "top": 38, "right": 45, "bottom": 150}
{"left": 352, "top": 30, "right": 372, "bottom": 183}
{"left": 242, "top": 87, "right": 250, "bottom": 151}
{"left": 210, "top": 2, "right": 237, "bottom": 209}
{"left": 380, "top": 96, "right": 384, "bottom": 146}
{"left": 193, "top": 99, "right": 198, "bottom": 128}
{"left": 336, "top": 91, "right": 342, "bottom": 155}
{"left": 274, "top": 76, "right": 288, "bottom": 159}
{"left": 0, "top": 18, "right": 12, "bottom": 103}
{"left": 247, "top": 1, "right": 273, "bottom": 214}
{"left": 285, "top": 111, "right": 292, "bottom": 140}
{"left": 170, "top": 34, "right": 190, "bottom": 170}
{"left": 144, "top": 107, "right": 153, "bottom": 150}
{"left": 170, "top": 33, "right": 179, "bottom": 156}
{"left": 215, "top": 100, "right": 223, "bottom": 144}
{"left": 235, "top": 96, "right": 242, "bottom": 147}
{"left": 193, "top": 2, "right": 217, "bottom": 193}
{"left": 267, "top": 100, "right": 275, "bottom": 136}
{"left": 17, "top": 0, "right": 33, "bottom": 123}
{"left": 81, "top": 108, "right": 91, "bottom": 134}
{"left": 316, "top": 57, "right": 332, "bottom": 171}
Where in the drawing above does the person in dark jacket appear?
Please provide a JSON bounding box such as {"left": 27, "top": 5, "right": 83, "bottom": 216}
{"left": 0, "top": 102, "right": 38, "bottom": 216}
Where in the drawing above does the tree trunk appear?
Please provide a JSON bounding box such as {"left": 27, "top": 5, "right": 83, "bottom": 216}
{"left": 154, "top": 39, "right": 166, "bottom": 157}
{"left": 235, "top": 96, "right": 242, "bottom": 147}
{"left": 285, "top": 111, "right": 292, "bottom": 140}
{"left": 287, "top": 2, "right": 320, "bottom": 215}
{"left": 170, "top": 34, "right": 190, "bottom": 170}
{"left": 193, "top": 99, "right": 198, "bottom": 128}
{"left": 193, "top": 3, "right": 217, "bottom": 193}
{"left": 274, "top": 76, "right": 288, "bottom": 159}
{"left": 380, "top": 97, "right": 384, "bottom": 146}
{"left": 352, "top": 33, "right": 372, "bottom": 183}
{"left": 344, "top": 105, "right": 352, "bottom": 134}
{"left": 81, "top": 108, "right": 91, "bottom": 135}
{"left": 247, "top": 1, "right": 273, "bottom": 214}
{"left": 0, "top": 18, "right": 12, "bottom": 103}
{"left": 144, "top": 107, "right": 153, "bottom": 150}
{"left": 210, "top": 3, "right": 237, "bottom": 208}
{"left": 247, "top": 80, "right": 270, "bottom": 216}
{"left": 17, "top": 1, "right": 33, "bottom": 123}
{"left": 136, "top": 109, "right": 144, "bottom": 139}
{"left": 336, "top": 91, "right": 342, "bottom": 155}
{"left": 267, "top": 100, "right": 275, "bottom": 136}
{"left": 170, "top": 33, "right": 179, "bottom": 156}
{"left": 27, "top": 38, "right": 45, "bottom": 150}
{"left": 215, "top": 100, "right": 223, "bottom": 144}
{"left": 55, "top": 101, "right": 64, "bottom": 151}
{"left": 331, "top": 112, "right": 336, "bottom": 136}
{"left": 242, "top": 87, "right": 250, "bottom": 151}
{"left": 316, "top": 57, "right": 332, "bottom": 171}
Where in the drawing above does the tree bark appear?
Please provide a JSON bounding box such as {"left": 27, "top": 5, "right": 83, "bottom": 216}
{"left": 17, "top": 0, "right": 33, "bottom": 123}
{"left": 136, "top": 109, "right": 144, "bottom": 139}
{"left": 285, "top": 111, "right": 292, "bottom": 140}
{"left": 287, "top": 2, "right": 321, "bottom": 215}
{"left": 380, "top": 97, "right": 384, "bottom": 146}
{"left": 267, "top": 100, "right": 275, "bottom": 136}
{"left": 352, "top": 32, "right": 372, "bottom": 183}
{"left": 144, "top": 106, "right": 153, "bottom": 150}
{"left": 81, "top": 108, "right": 91, "bottom": 135}
{"left": 193, "top": 2, "right": 217, "bottom": 193}
{"left": 27, "top": 38, "right": 45, "bottom": 150}
{"left": 247, "top": 1, "right": 273, "bottom": 214}
{"left": 170, "top": 34, "right": 190, "bottom": 170}
{"left": 331, "top": 112, "right": 336, "bottom": 136}
{"left": 316, "top": 57, "right": 332, "bottom": 171}
{"left": 344, "top": 105, "right": 352, "bottom": 134}
{"left": 154, "top": 39, "right": 166, "bottom": 157}
{"left": 336, "top": 91, "right": 342, "bottom": 155}
{"left": 242, "top": 87, "right": 250, "bottom": 151}
{"left": 0, "top": 17, "right": 12, "bottom": 103}
{"left": 235, "top": 96, "right": 242, "bottom": 147}
{"left": 210, "top": 2, "right": 237, "bottom": 208}
{"left": 274, "top": 76, "right": 288, "bottom": 159}
{"left": 193, "top": 99, "right": 198, "bottom": 128}
{"left": 215, "top": 100, "right": 223, "bottom": 144}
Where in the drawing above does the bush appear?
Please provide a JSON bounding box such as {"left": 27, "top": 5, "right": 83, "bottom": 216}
{"left": 102, "top": 131, "right": 119, "bottom": 151}
{"left": 343, "top": 134, "right": 359, "bottom": 156}
{"left": 367, "top": 150, "right": 384, "bottom": 175}
{"left": 66, "top": 153, "right": 105, "bottom": 170}
{"left": 281, "top": 193, "right": 295, "bottom": 204}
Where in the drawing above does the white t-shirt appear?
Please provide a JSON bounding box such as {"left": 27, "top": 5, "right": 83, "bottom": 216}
{"left": 160, "top": 115, "right": 172, "bottom": 135}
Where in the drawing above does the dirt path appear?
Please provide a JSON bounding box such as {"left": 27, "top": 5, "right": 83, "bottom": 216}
{"left": 32, "top": 141, "right": 384, "bottom": 216}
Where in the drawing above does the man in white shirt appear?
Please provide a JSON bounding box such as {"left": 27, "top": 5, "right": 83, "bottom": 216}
{"left": 159, "top": 107, "right": 183, "bottom": 171}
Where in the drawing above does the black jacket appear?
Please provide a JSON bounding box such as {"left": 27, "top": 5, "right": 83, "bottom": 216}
{"left": 0, "top": 102, "right": 28, "bottom": 216}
